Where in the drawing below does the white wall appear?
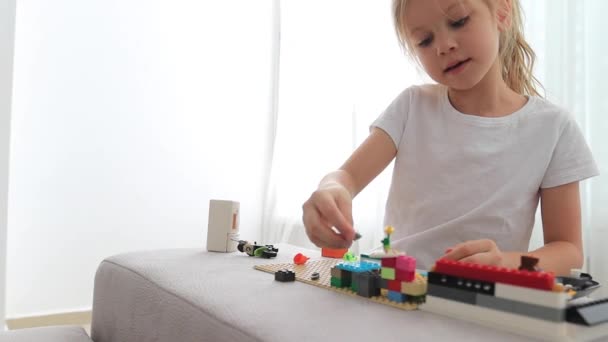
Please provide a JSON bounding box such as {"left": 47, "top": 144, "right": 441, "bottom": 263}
{"left": 8, "top": 0, "right": 276, "bottom": 317}
{"left": 1, "top": 0, "right": 17, "bottom": 328}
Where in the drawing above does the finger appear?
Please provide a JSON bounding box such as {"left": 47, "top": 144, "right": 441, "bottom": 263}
{"left": 335, "top": 196, "right": 355, "bottom": 241}
{"left": 459, "top": 252, "right": 502, "bottom": 266}
{"left": 315, "top": 201, "right": 354, "bottom": 241}
{"left": 442, "top": 239, "right": 493, "bottom": 261}
{"left": 303, "top": 208, "right": 351, "bottom": 249}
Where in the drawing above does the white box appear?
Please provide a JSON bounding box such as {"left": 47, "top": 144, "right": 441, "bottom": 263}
{"left": 206, "top": 200, "right": 240, "bottom": 252}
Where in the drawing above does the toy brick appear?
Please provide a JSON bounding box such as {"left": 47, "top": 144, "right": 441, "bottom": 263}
{"left": 322, "top": 248, "right": 348, "bottom": 258}
{"left": 381, "top": 267, "right": 396, "bottom": 280}
{"left": 330, "top": 267, "right": 352, "bottom": 283}
{"left": 395, "top": 255, "right": 416, "bottom": 272}
{"left": 407, "top": 294, "right": 426, "bottom": 304}
{"left": 354, "top": 271, "right": 381, "bottom": 298}
{"left": 494, "top": 283, "right": 568, "bottom": 309}
{"left": 566, "top": 298, "right": 608, "bottom": 326}
{"left": 381, "top": 257, "right": 397, "bottom": 268}
{"left": 427, "top": 284, "right": 477, "bottom": 305}
{"left": 379, "top": 277, "right": 388, "bottom": 290}
{"left": 388, "top": 290, "right": 408, "bottom": 303}
{"left": 396, "top": 269, "right": 415, "bottom": 282}
{"left": 422, "top": 296, "right": 568, "bottom": 340}
{"left": 380, "top": 288, "right": 389, "bottom": 297}
{"left": 336, "top": 261, "right": 381, "bottom": 273}
{"left": 401, "top": 277, "right": 427, "bottom": 296}
{"left": 330, "top": 276, "right": 349, "bottom": 288}
{"left": 275, "top": 269, "right": 295, "bottom": 282}
{"left": 387, "top": 279, "right": 401, "bottom": 292}
{"left": 434, "top": 259, "right": 555, "bottom": 291}
{"left": 427, "top": 272, "right": 495, "bottom": 295}
{"left": 476, "top": 293, "right": 565, "bottom": 322}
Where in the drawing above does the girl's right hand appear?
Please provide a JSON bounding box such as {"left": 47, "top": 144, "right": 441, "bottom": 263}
{"left": 302, "top": 184, "right": 355, "bottom": 249}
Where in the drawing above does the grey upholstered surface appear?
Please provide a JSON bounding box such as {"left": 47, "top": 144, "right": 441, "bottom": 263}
{"left": 0, "top": 326, "right": 92, "bottom": 342}
{"left": 91, "top": 244, "right": 535, "bottom": 342}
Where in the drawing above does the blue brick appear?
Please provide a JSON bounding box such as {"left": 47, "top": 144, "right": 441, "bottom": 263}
{"left": 388, "top": 290, "right": 408, "bottom": 303}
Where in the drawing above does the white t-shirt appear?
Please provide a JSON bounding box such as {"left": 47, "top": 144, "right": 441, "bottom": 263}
{"left": 371, "top": 84, "right": 599, "bottom": 269}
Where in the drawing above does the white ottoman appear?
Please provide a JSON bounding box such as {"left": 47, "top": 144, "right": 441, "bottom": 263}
{"left": 0, "top": 326, "right": 92, "bottom": 342}
{"left": 90, "top": 244, "right": 526, "bottom": 342}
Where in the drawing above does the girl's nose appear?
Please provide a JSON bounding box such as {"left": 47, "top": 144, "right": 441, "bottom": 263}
{"left": 436, "top": 32, "right": 457, "bottom": 55}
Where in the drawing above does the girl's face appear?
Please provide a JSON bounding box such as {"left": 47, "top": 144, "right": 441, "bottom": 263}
{"left": 404, "top": 0, "right": 505, "bottom": 90}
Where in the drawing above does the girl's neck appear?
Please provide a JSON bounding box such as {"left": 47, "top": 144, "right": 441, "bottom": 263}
{"left": 447, "top": 61, "right": 528, "bottom": 118}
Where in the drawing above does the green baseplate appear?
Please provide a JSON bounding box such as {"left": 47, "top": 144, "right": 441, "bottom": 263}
{"left": 254, "top": 259, "right": 420, "bottom": 311}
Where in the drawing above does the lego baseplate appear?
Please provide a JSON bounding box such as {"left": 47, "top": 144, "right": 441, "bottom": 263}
{"left": 254, "top": 259, "right": 419, "bottom": 311}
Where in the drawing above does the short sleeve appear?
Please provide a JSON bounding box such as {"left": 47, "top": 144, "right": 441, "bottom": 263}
{"left": 370, "top": 87, "right": 413, "bottom": 150}
{"left": 541, "top": 115, "right": 600, "bottom": 188}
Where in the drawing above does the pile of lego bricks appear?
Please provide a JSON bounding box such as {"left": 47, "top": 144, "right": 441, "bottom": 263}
{"left": 330, "top": 255, "right": 427, "bottom": 304}
{"left": 422, "top": 258, "right": 608, "bottom": 340}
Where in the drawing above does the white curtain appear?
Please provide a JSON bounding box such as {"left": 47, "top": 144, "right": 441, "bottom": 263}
{"left": 264, "top": 0, "right": 607, "bottom": 294}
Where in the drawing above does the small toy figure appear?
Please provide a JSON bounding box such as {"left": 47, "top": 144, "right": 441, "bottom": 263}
{"left": 237, "top": 240, "right": 278, "bottom": 258}
{"left": 343, "top": 251, "right": 358, "bottom": 263}
{"left": 381, "top": 225, "right": 395, "bottom": 253}
{"left": 293, "top": 253, "right": 310, "bottom": 265}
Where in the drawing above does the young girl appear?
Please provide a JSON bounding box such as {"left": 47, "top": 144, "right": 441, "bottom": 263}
{"left": 301, "top": 0, "right": 599, "bottom": 275}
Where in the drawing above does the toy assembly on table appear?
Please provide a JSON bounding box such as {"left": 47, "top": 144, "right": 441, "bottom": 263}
{"left": 236, "top": 226, "right": 608, "bottom": 341}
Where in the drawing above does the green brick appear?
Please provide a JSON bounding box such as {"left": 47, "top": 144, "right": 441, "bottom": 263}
{"left": 381, "top": 267, "right": 395, "bottom": 280}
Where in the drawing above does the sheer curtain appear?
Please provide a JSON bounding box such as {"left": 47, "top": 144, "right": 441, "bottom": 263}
{"left": 264, "top": 0, "right": 607, "bottom": 292}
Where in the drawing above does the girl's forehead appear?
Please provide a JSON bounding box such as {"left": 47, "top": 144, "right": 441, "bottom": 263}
{"left": 405, "top": 0, "right": 476, "bottom": 31}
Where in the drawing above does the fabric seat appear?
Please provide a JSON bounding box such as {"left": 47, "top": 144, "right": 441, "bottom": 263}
{"left": 0, "top": 326, "right": 93, "bottom": 342}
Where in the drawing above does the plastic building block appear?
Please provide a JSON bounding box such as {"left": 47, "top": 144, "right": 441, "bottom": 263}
{"left": 476, "top": 293, "right": 565, "bottom": 322}
{"left": 396, "top": 255, "right": 416, "bottom": 272}
{"left": 322, "top": 248, "right": 348, "bottom": 258}
{"left": 275, "top": 269, "right": 295, "bottom": 282}
{"left": 330, "top": 267, "right": 352, "bottom": 287}
{"left": 381, "top": 257, "right": 396, "bottom": 268}
{"left": 427, "top": 283, "right": 477, "bottom": 305}
{"left": 401, "top": 275, "right": 428, "bottom": 296}
{"left": 519, "top": 255, "right": 541, "bottom": 272}
{"left": 567, "top": 298, "right": 608, "bottom": 326}
{"left": 336, "top": 261, "right": 381, "bottom": 273}
{"left": 293, "top": 253, "right": 309, "bottom": 265}
{"left": 354, "top": 271, "right": 381, "bottom": 298}
{"left": 311, "top": 272, "right": 320, "bottom": 281}
{"left": 427, "top": 272, "right": 495, "bottom": 295}
{"left": 381, "top": 267, "right": 396, "bottom": 280}
{"left": 386, "top": 280, "right": 401, "bottom": 292}
{"left": 388, "top": 291, "right": 408, "bottom": 303}
{"left": 396, "top": 269, "right": 415, "bottom": 282}
{"left": 434, "top": 258, "right": 555, "bottom": 291}
{"left": 494, "top": 283, "right": 568, "bottom": 309}
{"left": 422, "top": 295, "right": 569, "bottom": 340}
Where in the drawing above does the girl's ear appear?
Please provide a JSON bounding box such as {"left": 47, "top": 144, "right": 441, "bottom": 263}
{"left": 496, "top": 0, "right": 512, "bottom": 31}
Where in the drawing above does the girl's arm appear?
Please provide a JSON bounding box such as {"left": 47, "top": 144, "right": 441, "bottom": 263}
{"left": 302, "top": 127, "right": 397, "bottom": 248}
{"left": 334, "top": 127, "right": 398, "bottom": 197}
{"left": 506, "top": 181, "right": 584, "bottom": 275}
{"left": 444, "top": 181, "right": 584, "bottom": 276}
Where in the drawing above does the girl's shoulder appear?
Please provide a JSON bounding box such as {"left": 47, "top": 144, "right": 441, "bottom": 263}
{"left": 527, "top": 96, "right": 576, "bottom": 125}
{"left": 394, "top": 83, "right": 443, "bottom": 103}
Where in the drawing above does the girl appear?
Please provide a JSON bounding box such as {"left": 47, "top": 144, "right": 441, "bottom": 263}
{"left": 301, "top": 0, "right": 599, "bottom": 275}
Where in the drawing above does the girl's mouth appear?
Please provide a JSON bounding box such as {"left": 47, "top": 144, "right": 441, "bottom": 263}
{"left": 444, "top": 58, "right": 472, "bottom": 74}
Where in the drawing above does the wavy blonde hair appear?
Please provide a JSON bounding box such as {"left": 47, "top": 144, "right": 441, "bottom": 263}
{"left": 392, "top": 0, "right": 543, "bottom": 97}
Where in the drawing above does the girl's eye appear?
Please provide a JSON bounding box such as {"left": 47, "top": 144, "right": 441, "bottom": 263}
{"left": 418, "top": 36, "right": 433, "bottom": 47}
{"left": 450, "top": 16, "right": 469, "bottom": 28}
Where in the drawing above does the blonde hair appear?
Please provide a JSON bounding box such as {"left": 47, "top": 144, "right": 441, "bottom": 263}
{"left": 392, "top": 0, "right": 543, "bottom": 97}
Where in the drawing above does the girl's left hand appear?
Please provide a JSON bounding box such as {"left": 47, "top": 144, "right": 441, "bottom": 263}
{"left": 442, "top": 239, "right": 504, "bottom": 266}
